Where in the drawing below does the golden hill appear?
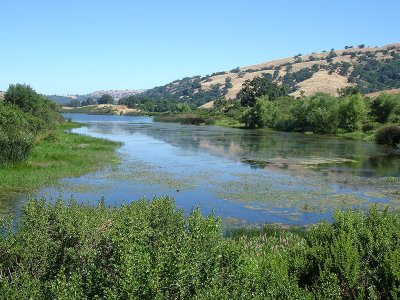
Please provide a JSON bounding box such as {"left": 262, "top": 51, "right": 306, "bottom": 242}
{"left": 196, "top": 43, "right": 400, "bottom": 108}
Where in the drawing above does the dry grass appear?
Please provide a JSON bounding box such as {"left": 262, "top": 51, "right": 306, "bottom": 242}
{"left": 365, "top": 88, "right": 400, "bottom": 98}
{"left": 198, "top": 43, "right": 400, "bottom": 107}
{"left": 291, "top": 71, "right": 353, "bottom": 97}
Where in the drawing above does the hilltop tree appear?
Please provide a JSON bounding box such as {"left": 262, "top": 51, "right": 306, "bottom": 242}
{"left": 98, "top": 94, "right": 114, "bottom": 105}
{"left": 238, "top": 77, "right": 288, "bottom": 107}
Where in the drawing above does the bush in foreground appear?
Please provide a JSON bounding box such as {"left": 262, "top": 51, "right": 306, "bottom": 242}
{"left": 0, "top": 198, "right": 399, "bottom": 299}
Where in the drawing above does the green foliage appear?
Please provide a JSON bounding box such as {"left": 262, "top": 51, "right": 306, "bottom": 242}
{"left": 0, "top": 103, "right": 35, "bottom": 164}
{"left": 281, "top": 68, "right": 315, "bottom": 92}
{"left": 80, "top": 97, "right": 97, "bottom": 106}
{"left": 0, "top": 199, "right": 398, "bottom": 299}
{"left": 338, "top": 94, "right": 367, "bottom": 132}
{"left": 0, "top": 84, "right": 61, "bottom": 164}
{"left": 238, "top": 77, "right": 288, "bottom": 107}
{"left": 0, "top": 122, "right": 120, "bottom": 198}
{"left": 97, "top": 94, "right": 114, "bottom": 104}
{"left": 349, "top": 56, "right": 400, "bottom": 93}
{"left": 224, "top": 76, "right": 233, "bottom": 89}
{"left": 4, "top": 84, "right": 43, "bottom": 113}
{"left": 241, "top": 96, "right": 274, "bottom": 128}
{"left": 375, "top": 124, "right": 400, "bottom": 146}
{"left": 370, "top": 93, "right": 400, "bottom": 123}
{"left": 69, "top": 98, "right": 80, "bottom": 107}
{"left": 292, "top": 93, "right": 339, "bottom": 134}
{"left": 337, "top": 86, "right": 360, "bottom": 97}
{"left": 4, "top": 84, "right": 60, "bottom": 131}
{"left": 303, "top": 207, "right": 400, "bottom": 299}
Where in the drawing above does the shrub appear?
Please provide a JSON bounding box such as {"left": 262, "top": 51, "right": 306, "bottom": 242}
{"left": 1, "top": 198, "right": 399, "bottom": 299}
{"left": 375, "top": 124, "right": 400, "bottom": 146}
{"left": 370, "top": 93, "right": 400, "bottom": 123}
{"left": 361, "top": 122, "right": 379, "bottom": 132}
{"left": 0, "top": 103, "right": 35, "bottom": 164}
{"left": 4, "top": 83, "right": 61, "bottom": 131}
{"left": 338, "top": 94, "right": 367, "bottom": 132}
{"left": 291, "top": 93, "right": 339, "bottom": 133}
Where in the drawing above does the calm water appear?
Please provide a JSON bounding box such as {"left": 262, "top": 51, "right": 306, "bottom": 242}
{"left": 13, "top": 114, "right": 400, "bottom": 225}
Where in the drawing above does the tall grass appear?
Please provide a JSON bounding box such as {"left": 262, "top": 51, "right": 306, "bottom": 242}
{"left": 0, "top": 198, "right": 398, "bottom": 299}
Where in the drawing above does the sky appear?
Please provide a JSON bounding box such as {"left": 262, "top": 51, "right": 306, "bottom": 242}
{"left": 1, "top": 0, "right": 399, "bottom": 95}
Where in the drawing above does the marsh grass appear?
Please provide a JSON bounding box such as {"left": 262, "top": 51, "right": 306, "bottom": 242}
{"left": 0, "top": 122, "right": 121, "bottom": 197}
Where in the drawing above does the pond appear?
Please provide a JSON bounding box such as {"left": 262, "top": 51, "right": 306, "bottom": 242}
{"left": 21, "top": 114, "right": 400, "bottom": 225}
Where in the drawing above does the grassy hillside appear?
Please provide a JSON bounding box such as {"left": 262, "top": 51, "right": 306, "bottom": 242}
{"left": 124, "top": 43, "right": 399, "bottom": 109}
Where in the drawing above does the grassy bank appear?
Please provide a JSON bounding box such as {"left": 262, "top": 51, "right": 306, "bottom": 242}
{"left": 154, "top": 113, "right": 243, "bottom": 127}
{"left": 0, "top": 197, "right": 399, "bottom": 299}
{"left": 0, "top": 122, "right": 121, "bottom": 199}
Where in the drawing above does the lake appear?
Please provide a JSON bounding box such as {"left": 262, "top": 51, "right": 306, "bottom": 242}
{"left": 18, "top": 114, "right": 400, "bottom": 225}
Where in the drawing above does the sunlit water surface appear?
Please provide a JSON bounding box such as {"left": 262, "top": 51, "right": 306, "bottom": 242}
{"left": 7, "top": 114, "right": 400, "bottom": 226}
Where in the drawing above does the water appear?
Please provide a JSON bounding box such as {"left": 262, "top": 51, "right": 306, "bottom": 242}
{"left": 13, "top": 114, "right": 400, "bottom": 225}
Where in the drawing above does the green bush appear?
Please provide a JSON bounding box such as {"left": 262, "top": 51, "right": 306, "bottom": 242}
{"left": 302, "top": 207, "right": 400, "bottom": 299}
{"left": 241, "top": 96, "right": 274, "bottom": 128}
{"left": 0, "top": 103, "right": 35, "bottom": 164}
{"left": 1, "top": 198, "right": 399, "bottom": 299}
{"left": 370, "top": 93, "right": 400, "bottom": 123}
{"left": 4, "top": 83, "right": 61, "bottom": 131}
{"left": 291, "top": 93, "right": 339, "bottom": 134}
{"left": 375, "top": 124, "right": 400, "bottom": 146}
{"left": 338, "top": 94, "right": 367, "bottom": 132}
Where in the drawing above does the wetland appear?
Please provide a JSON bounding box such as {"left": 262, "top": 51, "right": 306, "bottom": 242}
{"left": 3, "top": 113, "right": 400, "bottom": 225}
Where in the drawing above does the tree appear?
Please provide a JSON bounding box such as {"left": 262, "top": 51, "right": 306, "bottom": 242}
{"left": 4, "top": 84, "right": 42, "bottom": 113}
{"left": 82, "top": 97, "right": 96, "bottom": 106}
{"left": 370, "top": 93, "right": 400, "bottom": 123}
{"left": 98, "top": 94, "right": 114, "bottom": 104}
{"left": 224, "top": 77, "right": 233, "bottom": 89}
{"left": 69, "top": 99, "right": 81, "bottom": 107}
{"left": 338, "top": 94, "right": 367, "bottom": 131}
{"left": 4, "top": 83, "right": 60, "bottom": 129}
{"left": 337, "top": 86, "right": 360, "bottom": 97}
{"left": 292, "top": 93, "right": 339, "bottom": 133}
{"left": 238, "top": 77, "right": 288, "bottom": 107}
{"left": 241, "top": 96, "right": 273, "bottom": 128}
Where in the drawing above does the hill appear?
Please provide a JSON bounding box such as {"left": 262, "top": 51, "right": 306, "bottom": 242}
{"left": 47, "top": 89, "right": 146, "bottom": 105}
{"left": 86, "top": 89, "right": 146, "bottom": 100}
{"left": 131, "top": 43, "right": 400, "bottom": 108}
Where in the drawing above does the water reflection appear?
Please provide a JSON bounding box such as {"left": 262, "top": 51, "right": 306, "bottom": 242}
{"left": 11, "top": 114, "right": 399, "bottom": 225}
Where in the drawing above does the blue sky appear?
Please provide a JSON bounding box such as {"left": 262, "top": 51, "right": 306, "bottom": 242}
{"left": 1, "top": 0, "right": 399, "bottom": 95}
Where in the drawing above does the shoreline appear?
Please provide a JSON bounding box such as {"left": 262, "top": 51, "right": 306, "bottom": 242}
{"left": 0, "top": 122, "right": 121, "bottom": 205}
